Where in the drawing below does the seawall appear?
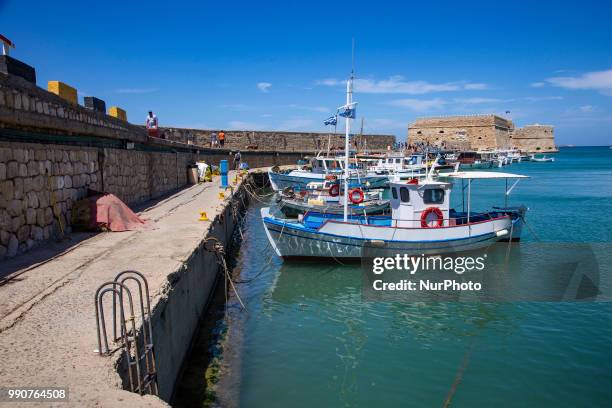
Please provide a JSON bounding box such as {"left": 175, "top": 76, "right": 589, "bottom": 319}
{"left": 0, "top": 171, "right": 259, "bottom": 406}
{"left": 160, "top": 127, "right": 396, "bottom": 152}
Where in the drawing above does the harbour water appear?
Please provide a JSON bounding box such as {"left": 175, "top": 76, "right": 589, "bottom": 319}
{"left": 177, "top": 146, "right": 612, "bottom": 407}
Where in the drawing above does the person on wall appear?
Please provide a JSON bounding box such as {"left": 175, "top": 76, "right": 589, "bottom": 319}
{"left": 233, "top": 150, "right": 242, "bottom": 170}
{"left": 146, "top": 111, "right": 159, "bottom": 137}
{"left": 219, "top": 130, "right": 226, "bottom": 147}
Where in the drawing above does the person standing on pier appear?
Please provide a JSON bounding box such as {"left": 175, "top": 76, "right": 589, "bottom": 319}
{"left": 219, "top": 130, "right": 226, "bottom": 147}
{"left": 233, "top": 150, "right": 242, "bottom": 170}
{"left": 211, "top": 131, "right": 218, "bottom": 148}
{"left": 146, "top": 111, "right": 159, "bottom": 137}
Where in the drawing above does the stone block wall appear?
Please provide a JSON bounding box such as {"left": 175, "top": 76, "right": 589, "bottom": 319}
{"left": 160, "top": 127, "right": 396, "bottom": 152}
{"left": 0, "top": 140, "right": 305, "bottom": 260}
{"left": 511, "top": 125, "right": 557, "bottom": 152}
{"left": 408, "top": 115, "right": 514, "bottom": 151}
{"left": 0, "top": 73, "right": 145, "bottom": 142}
{"left": 0, "top": 143, "right": 102, "bottom": 258}
{"left": 408, "top": 115, "right": 556, "bottom": 152}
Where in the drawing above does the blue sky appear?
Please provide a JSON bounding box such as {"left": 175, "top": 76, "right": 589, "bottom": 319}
{"left": 1, "top": 0, "right": 611, "bottom": 145}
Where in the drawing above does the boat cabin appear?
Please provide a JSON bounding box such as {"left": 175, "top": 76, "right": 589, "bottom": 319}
{"left": 456, "top": 151, "right": 482, "bottom": 164}
{"left": 372, "top": 153, "right": 425, "bottom": 173}
{"left": 389, "top": 179, "right": 452, "bottom": 228}
{"left": 310, "top": 156, "right": 345, "bottom": 173}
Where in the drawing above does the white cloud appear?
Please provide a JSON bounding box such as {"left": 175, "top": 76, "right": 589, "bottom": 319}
{"left": 219, "top": 103, "right": 253, "bottom": 111}
{"left": 524, "top": 96, "right": 563, "bottom": 102}
{"left": 530, "top": 82, "right": 546, "bottom": 88}
{"left": 546, "top": 69, "right": 612, "bottom": 95}
{"left": 463, "top": 83, "right": 488, "bottom": 90}
{"left": 317, "top": 76, "right": 487, "bottom": 94}
{"left": 257, "top": 82, "right": 272, "bottom": 93}
{"left": 115, "top": 88, "right": 159, "bottom": 94}
{"left": 455, "top": 97, "right": 506, "bottom": 104}
{"left": 388, "top": 98, "right": 447, "bottom": 112}
{"left": 261, "top": 113, "right": 273, "bottom": 118}
{"left": 315, "top": 78, "right": 341, "bottom": 86}
{"left": 579, "top": 105, "right": 595, "bottom": 113}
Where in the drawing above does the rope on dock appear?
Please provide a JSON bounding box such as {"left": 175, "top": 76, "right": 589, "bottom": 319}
{"left": 203, "top": 237, "right": 247, "bottom": 312}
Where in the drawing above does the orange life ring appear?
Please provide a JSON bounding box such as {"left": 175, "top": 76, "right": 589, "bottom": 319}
{"left": 325, "top": 174, "right": 337, "bottom": 181}
{"left": 421, "top": 207, "right": 444, "bottom": 228}
{"left": 349, "top": 188, "right": 364, "bottom": 204}
{"left": 329, "top": 184, "right": 340, "bottom": 197}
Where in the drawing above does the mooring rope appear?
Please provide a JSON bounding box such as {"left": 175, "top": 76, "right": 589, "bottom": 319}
{"left": 442, "top": 338, "right": 477, "bottom": 408}
{"left": 203, "top": 237, "right": 248, "bottom": 312}
{"left": 519, "top": 214, "right": 541, "bottom": 242}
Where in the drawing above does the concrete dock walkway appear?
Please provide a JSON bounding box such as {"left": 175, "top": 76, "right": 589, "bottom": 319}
{"left": 0, "top": 171, "right": 252, "bottom": 407}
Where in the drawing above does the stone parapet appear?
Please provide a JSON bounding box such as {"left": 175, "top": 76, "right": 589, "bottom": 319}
{"left": 159, "top": 127, "right": 395, "bottom": 152}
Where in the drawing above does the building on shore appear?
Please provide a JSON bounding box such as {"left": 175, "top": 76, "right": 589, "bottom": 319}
{"left": 407, "top": 114, "right": 557, "bottom": 153}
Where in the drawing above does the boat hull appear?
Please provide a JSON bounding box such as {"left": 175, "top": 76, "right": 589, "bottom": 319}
{"left": 261, "top": 208, "right": 522, "bottom": 260}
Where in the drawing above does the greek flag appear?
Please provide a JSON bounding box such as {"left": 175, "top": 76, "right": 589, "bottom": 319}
{"left": 337, "top": 103, "right": 357, "bottom": 119}
{"left": 323, "top": 115, "right": 337, "bottom": 126}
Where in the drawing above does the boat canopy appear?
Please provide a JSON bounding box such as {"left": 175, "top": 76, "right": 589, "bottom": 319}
{"left": 445, "top": 171, "right": 529, "bottom": 179}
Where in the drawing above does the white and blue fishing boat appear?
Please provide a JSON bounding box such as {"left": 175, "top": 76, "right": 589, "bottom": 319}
{"left": 261, "top": 71, "right": 529, "bottom": 260}
{"left": 277, "top": 180, "right": 389, "bottom": 218}
{"left": 261, "top": 170, "right": 528, "bottom": 260}
{"left": 268, "top": 155, "right": 388, "bottom": 192}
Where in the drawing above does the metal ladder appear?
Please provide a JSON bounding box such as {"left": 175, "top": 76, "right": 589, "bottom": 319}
{"left": 95, "top": 270, "right": 159, "bottom": 396}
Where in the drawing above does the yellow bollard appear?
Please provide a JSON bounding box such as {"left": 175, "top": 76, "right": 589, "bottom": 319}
{"left": 199, "top": 211, "right": 209, "bottom": 221}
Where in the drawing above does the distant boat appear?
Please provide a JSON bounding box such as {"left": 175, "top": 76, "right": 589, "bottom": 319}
{"left": 530, "top": 154, "right": 555, "bottom": 162}
{"left": 277, "top": 180, "right": 389, "bottom": 217}
{"left": 268, "top": 157, "right": 388, "bottom": 191}
{"left": 455, "top": 151, "right": 495, "bottom": 169}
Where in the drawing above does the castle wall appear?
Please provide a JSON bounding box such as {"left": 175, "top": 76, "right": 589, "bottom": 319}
{"left": 408, "top": 115, "right": 556, "bottom": 152}
{"left": 408, "top": 115, "right": 513, "bottom": 150}
{"left": 511, "top": 125, "right": 557, "bottom": 152}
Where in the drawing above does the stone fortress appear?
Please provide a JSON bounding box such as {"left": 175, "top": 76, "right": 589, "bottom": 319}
{"left": 408, "top": 115, "right": 557, "bottom": 153}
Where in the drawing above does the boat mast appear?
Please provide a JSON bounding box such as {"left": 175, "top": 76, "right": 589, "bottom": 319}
{"left": 344, "top": 42, "right": 355, "bottom": 222}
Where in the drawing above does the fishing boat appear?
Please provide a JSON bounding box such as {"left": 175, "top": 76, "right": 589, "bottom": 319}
{"left": 455, "top": 151, "right": 495, "bottom": 169}
{"left": 277, "top": 180, "right": 389, "bottom": 217}
{"left": 370, "top": 152, "right": 427, "bottom": 174}
{"left": 268, "top": 156, "right": 388, "bottom": 191}
{"left": 530, "top": 154, "right": 555, "bottom": 162}
{"left": 261, "top": 170, "right": 528, "bottom": 260}
{"left": 261, "top": 71, "right": 529, "bottom": 260}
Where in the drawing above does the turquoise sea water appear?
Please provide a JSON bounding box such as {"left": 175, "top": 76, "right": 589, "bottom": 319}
{"left": 184, "top": 147, "right": 612, "bottom": 407}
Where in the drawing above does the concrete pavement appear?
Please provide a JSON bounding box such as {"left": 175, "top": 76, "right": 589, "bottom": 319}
{"left": 0, "top": 171, "right": 251, "bottom": 407}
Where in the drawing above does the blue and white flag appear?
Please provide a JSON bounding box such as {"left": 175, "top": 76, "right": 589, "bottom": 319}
{"left": 337, "top": 103, "right": 357, "bottom": 119}
{"left": 323, "top": 115, "right": 337, "bottom": 126}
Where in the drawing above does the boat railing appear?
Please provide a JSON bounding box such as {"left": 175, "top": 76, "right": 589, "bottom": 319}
{"left": 389, "top": 211, "right": 509, "bottom": 224}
